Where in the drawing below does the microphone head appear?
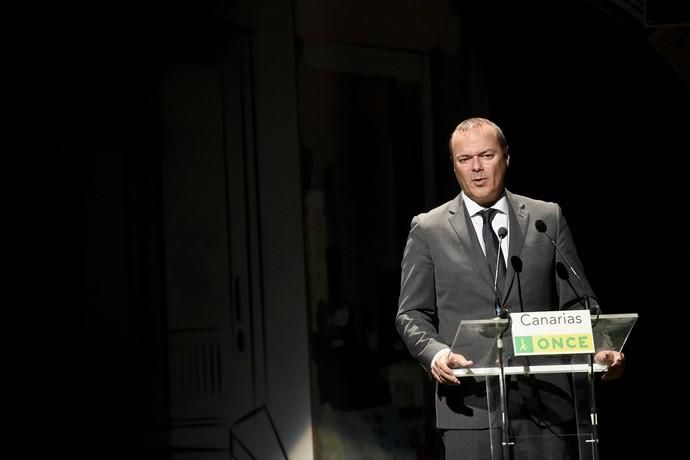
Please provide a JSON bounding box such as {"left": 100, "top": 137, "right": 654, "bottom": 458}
{"left": 498, "top": 227, "right": 508, "bottom": 239}
{"left": 535, "top": 219, "right": 547, "bottom": 233}
{"left": 555, "top": 261, "right": 570, "bottom": 280}
{"left": 510, "top": 255, "right": 523, "bottom": 272}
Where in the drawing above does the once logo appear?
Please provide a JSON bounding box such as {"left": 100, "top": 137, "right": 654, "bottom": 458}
{"left": 514, "top": 335, "right": 592, "bottom": 354}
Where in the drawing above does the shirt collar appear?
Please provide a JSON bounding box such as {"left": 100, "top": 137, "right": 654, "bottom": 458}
{"left": 461, "top": 191, "right": 508, "bottom": 217}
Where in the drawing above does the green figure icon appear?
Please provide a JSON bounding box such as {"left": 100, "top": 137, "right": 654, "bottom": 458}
{"left": 516, "top": 337, "right": 533, "bottom": 353}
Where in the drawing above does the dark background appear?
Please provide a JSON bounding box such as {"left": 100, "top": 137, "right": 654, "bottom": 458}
{"left": 69, "top": 0, "right": 689, "bottom": 458}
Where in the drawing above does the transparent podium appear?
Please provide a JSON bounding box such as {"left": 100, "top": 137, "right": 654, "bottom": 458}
{"left": 451, "top": 313, "right": 637, "bottom": 460}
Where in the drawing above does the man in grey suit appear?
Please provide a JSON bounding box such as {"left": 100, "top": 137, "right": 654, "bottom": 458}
{"left": 395, "top": 118, "right": 625, "bottom": 458}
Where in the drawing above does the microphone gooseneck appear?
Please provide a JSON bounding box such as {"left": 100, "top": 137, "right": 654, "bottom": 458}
{"left": 556, "top": 261, "right": 588, "bottom": 310}
{"left": 494, "top": 227, "right": 508, "bottom": 317}
{"left": 535, "top": 219, "right": 580, "bottom": 275}
{"left": 534, "top": 219, "right": 586, "bottom": 288}
{"left": 494, "top": 227, "right": 508, "bottom": 293}
{"left": 535, "top": 219, "right": 598, "bottom": 314}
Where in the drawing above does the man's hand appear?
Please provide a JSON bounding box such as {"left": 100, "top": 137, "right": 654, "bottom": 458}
{"left": 431, "top": 352, "right": 474, "bottom": 385}
{"left": 594, "top": 350, "right": 625, "bottom": 381}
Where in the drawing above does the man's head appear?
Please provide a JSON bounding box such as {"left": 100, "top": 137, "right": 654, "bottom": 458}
{"left": 449, "top": 118, "right": 510, "bottom": 207}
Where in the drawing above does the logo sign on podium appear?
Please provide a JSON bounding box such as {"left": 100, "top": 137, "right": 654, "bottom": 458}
{"left": 511, "top": 310, "right": 594, "bottom": 356}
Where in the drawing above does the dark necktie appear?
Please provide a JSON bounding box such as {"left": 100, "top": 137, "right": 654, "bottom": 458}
{"left": 479, "top": 208, "right": 506, "bottom": 310}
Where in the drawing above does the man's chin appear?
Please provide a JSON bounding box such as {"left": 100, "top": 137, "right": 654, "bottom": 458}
{"left": 467, "top": 192, "right": 498, "bottom": 207}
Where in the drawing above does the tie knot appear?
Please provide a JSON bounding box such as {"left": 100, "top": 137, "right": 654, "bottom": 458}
{"left": 478, "top": 208, "right": 498, "bottom": 224}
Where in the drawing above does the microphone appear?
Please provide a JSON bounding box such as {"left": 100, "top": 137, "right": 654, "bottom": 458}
{"left": 494, "top": 227, "right": 508, "bottom": 317}
{"left": 535, "top": 219, "right": 598, "bottom": 314}
{"left": 510, "top": 255, "right": 525, "bottom": 312}
{"left": 510, "top": 255, "right": 522, "bottom": 273}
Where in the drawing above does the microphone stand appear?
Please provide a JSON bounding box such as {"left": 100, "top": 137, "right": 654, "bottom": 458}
{"left": 584, "top": 294, "right": 600, "bottom": 460}
{"left": 493, "top": 228, "right": 513, "bottom": 456}
{"left": 540, "top": 222, "right": 601, "bottom": 459}
{"left": 489, "top": 293, "right": 513, "bottom": 457}
{"left": 496, "top": 312, "right": 513, "bottom": 458}
{"left": 557, "top": 269, "right": 601, "bottom": 458}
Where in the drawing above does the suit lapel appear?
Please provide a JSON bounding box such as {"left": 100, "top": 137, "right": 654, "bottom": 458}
{"left": 447, "top": 192, "right": 532, "bottom": 301}
{"left": 447, "top": 195, "right": 495, "bottom": 289}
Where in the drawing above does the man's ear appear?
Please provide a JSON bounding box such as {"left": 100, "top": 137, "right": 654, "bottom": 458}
{"left": 504, "top": 147, "right": 510, "bottom": 167}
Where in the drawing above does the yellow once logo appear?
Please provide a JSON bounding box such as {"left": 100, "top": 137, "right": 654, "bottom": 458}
{"left": 532, "top": 334, "right": 593, "bottom": 353}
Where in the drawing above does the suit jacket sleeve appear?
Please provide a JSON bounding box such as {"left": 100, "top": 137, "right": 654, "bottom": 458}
{"left": 395, "top": 215, "right": 447, "bottom": 370}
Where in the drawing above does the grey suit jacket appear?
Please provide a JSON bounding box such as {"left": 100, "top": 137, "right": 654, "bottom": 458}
{"left": 395, "top": 190, "right": 594, "bottom": 429}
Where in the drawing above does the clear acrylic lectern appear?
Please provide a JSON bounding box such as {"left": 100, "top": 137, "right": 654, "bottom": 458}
{"left": 451, "top": 313, "right": 637, "bottom": 460}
